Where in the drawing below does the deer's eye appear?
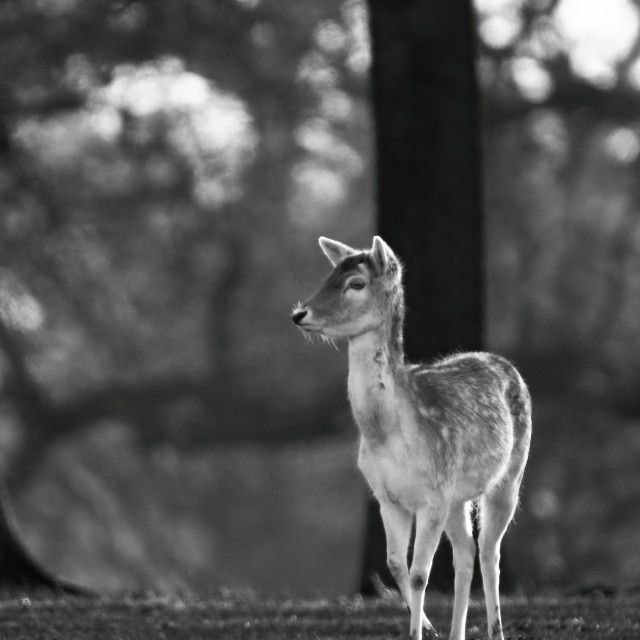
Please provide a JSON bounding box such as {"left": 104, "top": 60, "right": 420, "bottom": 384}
{"left": 349, "top": 280, "right": 365, "bottom": 290}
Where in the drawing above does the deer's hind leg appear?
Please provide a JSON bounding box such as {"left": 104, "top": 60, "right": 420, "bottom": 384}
{"left": 444, "top": 501, "right": 476, "bottom": 640}
{"left": 478, "top": 485, "right": 519, "bottom": 640}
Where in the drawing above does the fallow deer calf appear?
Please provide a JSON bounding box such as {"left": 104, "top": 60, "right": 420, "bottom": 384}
{"left": 292, "top": 237, "right": 531, "bottom": 640}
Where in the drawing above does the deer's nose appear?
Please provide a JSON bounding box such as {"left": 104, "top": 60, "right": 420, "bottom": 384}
{"left": 292, "top": 309, "right": 308, "bottom": 325}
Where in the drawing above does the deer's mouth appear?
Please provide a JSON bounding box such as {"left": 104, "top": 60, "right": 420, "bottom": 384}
{"left": 297, "top": 319, "right": 326, "bottom": 332}
{"left": 298, "top": 322, "right": 323, "bottom": 333}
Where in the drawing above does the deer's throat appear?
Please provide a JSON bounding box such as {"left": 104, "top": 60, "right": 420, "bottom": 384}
{"left": 347, "top": 329, "right": 402, "bottom": 444}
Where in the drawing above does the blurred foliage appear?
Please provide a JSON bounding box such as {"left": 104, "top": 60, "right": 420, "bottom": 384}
{"left": 0, "top": 0, "right": 639, "bottom": 593}
{"left": 0, "top": 0, "right": 373, "bottom": 475}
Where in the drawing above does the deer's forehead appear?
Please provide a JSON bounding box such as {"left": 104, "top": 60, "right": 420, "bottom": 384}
{"left": 324, "top": 253, "right": 371, "bottom": 287}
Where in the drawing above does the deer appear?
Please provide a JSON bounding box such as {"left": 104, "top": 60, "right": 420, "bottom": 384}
{"left": 292, "top": 236, "right": 532, "bottom": 640}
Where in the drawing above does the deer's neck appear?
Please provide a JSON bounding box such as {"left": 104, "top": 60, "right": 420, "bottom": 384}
{"left": 347, "top": 325, "right": 404, "bottom": 445}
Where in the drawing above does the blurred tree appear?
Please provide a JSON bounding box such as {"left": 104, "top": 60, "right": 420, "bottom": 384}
{"left": 0, "top": 0, "right": 365, "bottom": 590}
{"left": 360, "top": 0, "right": 513, "bottom": 595}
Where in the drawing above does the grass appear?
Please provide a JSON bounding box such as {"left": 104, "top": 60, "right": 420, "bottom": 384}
{"left": 0, "top": 592, "right": 638, "bottom": 639}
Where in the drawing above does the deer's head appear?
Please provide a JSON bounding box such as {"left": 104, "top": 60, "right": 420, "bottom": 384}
{"left": 292, "top": 236, "right": 403, "bottom": 340}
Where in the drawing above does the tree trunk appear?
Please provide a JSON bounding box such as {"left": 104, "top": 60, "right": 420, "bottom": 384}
{"left": 0, "top": 320, "right": 91, "bottom": 593}
{"left": 361, "top": 0, "right": 515, "bottom": 595}
{"left": 0, "top": 484, "right": 89, "bottom": 593}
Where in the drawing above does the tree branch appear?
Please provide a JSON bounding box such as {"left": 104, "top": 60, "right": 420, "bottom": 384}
{"left": 485, "top": 80, "right": 640, "bottom": 127}
{"left": 0, "top": 318, "right": 56, "bottom": 430}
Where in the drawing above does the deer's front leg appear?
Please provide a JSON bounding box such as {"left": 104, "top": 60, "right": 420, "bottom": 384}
{"left": 380, "top": 501, "right": 412, "bottom": 598}
{"left": 409, "top": 504, "right": 448, "bottom": 640}
{"left": 380, "top": 502, "right": 435, "bottom": 635}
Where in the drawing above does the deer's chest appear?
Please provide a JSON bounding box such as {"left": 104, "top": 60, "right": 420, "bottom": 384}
{"left": 357, "top": 438, "right": 436, "bottom": 511}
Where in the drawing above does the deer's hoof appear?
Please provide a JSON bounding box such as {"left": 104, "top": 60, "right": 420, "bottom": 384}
{"left": 423, "top": 625, "right": 438, "bottom": 640}
{"left": 410, "top": 624, "right": 438, "bottom": 640}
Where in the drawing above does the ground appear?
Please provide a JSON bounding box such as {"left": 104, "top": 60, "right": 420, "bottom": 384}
{"left": 0, "top": 592, "right": 638, "bottom": 640}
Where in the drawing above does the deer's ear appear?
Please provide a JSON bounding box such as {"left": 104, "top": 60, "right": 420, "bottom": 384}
{"left": 318, "top": 237, "right": 356, "bottom": 266}
{"left": 371, "top": 236, "right": 401, "bottom": 279}
{"left": 371, "top": 236, "right": 391, "bottom": 271}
